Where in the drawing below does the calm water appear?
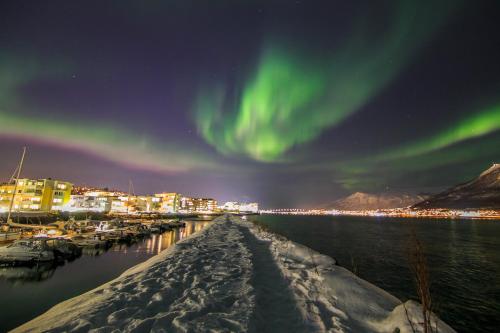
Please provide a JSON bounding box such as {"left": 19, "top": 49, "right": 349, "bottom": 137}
{"left": 0, "top": 220, "right": 210, "bottom": 332}
{"left": 251, "top": 215, "right": 500, "bottom": 333}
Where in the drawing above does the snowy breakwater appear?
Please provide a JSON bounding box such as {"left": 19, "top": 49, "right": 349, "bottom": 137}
{"left": 242, "top": 217, "right": 455, "bottom": 333}
{"left": 13, "top": 216, "right": 455, "bottom": 333}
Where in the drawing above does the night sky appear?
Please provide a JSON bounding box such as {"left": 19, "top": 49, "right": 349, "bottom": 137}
{"left": 1, "top": 0, "right": 500, "bottom": 208}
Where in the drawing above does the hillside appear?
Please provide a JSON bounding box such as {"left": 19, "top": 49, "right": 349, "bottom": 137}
{"left": 413, "top": 164, "right": 500, "bottom": 209}
{"left": 327, "top": 192, "right": 426, "bottom": 211}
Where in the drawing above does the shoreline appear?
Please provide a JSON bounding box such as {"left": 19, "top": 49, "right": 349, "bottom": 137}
{"left": 261, "top": 212, "right": 500, "bottom": 220}
{"left": 13, "top": 215, "right": 455, "bottom": 333}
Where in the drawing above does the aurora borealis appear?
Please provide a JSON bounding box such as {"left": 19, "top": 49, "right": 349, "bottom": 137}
{"left": 1, "top": 0, "right": 500, "bottom": 207}
{"left": 194, "top": 1, "right": 457, "bottom": 161}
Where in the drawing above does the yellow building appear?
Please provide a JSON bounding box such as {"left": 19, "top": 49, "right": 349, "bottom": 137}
{"left": 0, "top": 178, "right": 73, "bottom": 212}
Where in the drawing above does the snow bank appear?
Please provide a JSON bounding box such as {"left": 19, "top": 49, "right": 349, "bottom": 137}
{"left": 13, "top": 217, "right": 254, "bottom": 333}
{"left": 240, "top": 216, "right": 455, "bottom": 333}
{"left": 13, "top": 215, "right": 455, "bottom": 333}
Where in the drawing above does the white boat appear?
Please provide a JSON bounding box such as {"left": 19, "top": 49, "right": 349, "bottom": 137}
{"left": 0, "top": 239, "right": 55, "bottom": 264}
{"left": 95, "top": 221, "right": 117, "bottom": 232}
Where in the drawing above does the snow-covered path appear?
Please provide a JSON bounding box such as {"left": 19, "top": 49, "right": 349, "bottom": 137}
{"left": 13, "top": 215, "right": 455, "bottom": 333}
{"left": 236, "top": 223, "right": 308, "bottom": 332}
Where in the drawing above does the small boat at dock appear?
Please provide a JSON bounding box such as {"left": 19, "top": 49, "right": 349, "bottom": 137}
{"left": 0, "top": 239, "right": 55, "bottom": 264}
{"left": 43, "top": 238, "right": 82, "bottom": 259}
{"left": 71, "top": 235, "right": 110, "bottom": 249}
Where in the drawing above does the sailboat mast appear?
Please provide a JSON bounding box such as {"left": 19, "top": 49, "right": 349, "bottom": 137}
{"left": 7, "top": 147, "right": 27, "bottom": 223}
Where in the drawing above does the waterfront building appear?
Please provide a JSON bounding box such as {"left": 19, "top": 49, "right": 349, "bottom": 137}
{"left": 222, "top": 201, "right": 240, "bottom": 212}
{"left": 179, "top": 196, "right": 195, "bottom": 213}
{"left": 65, "top": 194, "right": 114, "bottom": 212}
{"left": 193, "top": 198, "right": 218, "bottom": 213}
{"left": 179, "top": 196, "right": 218, "bottom": 213}
{"left": 110, "top": 195, "right": 137, "bottom": 214}
{"left": 155, "top": 193, "right": 181, "bottom": 213}
{"left": 220, "top": 201, "right": 259, "bottom": 213}
{"left": 0, "top": 178, "right": 73, "bottom": 212}
{"left": 66, "top": 191, "right": 183, "bottom": 214}
{"left": 239, "top": 202, "right": 259, "bottom": 213}
{"left": 135, "top": 195, "right": 161, "bottom": 213}
{"left": 64, "top": 190, "right": 127, "bottom": 213}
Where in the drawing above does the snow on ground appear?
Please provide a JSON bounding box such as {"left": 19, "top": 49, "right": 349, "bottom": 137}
{"left": 13, "top": 215, "right": 455, "bottom": 333}
{"left": 240, "top": 216, "right": 456, "bottom": 333}
{"left": 13, "top": 216, "right": 254, "bottom": 333}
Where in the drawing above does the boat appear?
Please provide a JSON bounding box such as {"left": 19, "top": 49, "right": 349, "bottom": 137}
{"left": 43, "top": 238, "right": 82, "bottom": 259}
{"left": 71, "top": 234, "right": 109, "bottom": 249}
{"left": 100, "top": 229, "right": 133, "bottom": 244}
{"left": 0, "top": 239, "right": 55, "bottom": 264}
{"left": 95, "top": 221, "right": 118, "bottom": 232}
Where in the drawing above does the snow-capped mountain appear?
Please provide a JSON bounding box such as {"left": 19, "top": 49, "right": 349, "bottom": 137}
{"left": 413, "top": 163, "right": 500, "bottom": 209}
{"left": 327, "top": 192, "right": 427, "bottom": 211}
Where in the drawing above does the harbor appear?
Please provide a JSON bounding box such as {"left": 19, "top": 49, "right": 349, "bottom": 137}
{"left": 0, "top": 218, "right": 212, "bottom": 332}
{"left": 0, "top": 215, "right": 207, "bottom": 262}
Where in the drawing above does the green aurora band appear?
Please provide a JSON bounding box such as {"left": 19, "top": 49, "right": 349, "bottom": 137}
{"left": 194, "top": 1, "right": 458, "bottom": 162}
{"left": 379, "top": 106, "right": 500, "bottom": 161}
{"left": 335, "top": 105, "right": 500, "bottom": 190}
{"left": 195, "top": 48, "right": 326, "bottom": 162}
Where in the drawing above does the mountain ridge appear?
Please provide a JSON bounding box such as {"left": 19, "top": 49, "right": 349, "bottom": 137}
{"left": 413, "top": 163, "right": 500, "bottom": 209}
{"left": 325, "top": 192, "right": 426, "bottom": 211}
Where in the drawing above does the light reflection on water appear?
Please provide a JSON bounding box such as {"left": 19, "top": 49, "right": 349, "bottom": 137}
{"left": 0, "top": 220, "right": 211, "bottom": 332}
